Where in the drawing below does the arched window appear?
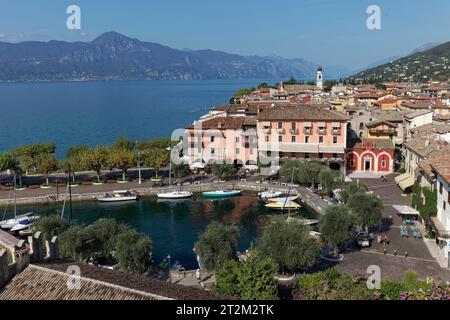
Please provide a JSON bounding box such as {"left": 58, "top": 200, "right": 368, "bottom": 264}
{"left": 359, "top": 122, "right": 364, "bottom": 130}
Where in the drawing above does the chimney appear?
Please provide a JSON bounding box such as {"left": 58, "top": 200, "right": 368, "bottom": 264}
{"left": 45, "top": 236, "right": 59, "bottom": 260}
{"left": 28, "top": 232, "right": 44, "bottom": 263}
{"left": 0, "top": 249, "right": 9, "bottom": 288}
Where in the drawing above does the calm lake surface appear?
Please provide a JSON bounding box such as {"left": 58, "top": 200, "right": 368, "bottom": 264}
{"left": 9, "top": 193, "right": 317, "bottom": 269}
{"left": 0, "top": 80, "right": 278, "bottom": 157}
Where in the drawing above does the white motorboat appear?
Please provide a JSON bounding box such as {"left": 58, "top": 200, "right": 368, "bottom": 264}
{"left": 202, "top": 190, "right": 242, "bottom": 198}
{"left": 157, "top": 191, "right": 194, "bottom": 199}
{"left": 265, "top": 195, "right": 299, "bottom": 203}
{"left": 258, "top": 190, "right": 283, "bottom": 200}
{"left": 96, "top": 190, "right": 138, "bottom": 202}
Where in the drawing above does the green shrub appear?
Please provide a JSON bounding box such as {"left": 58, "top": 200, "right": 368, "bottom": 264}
{"left": 214, "top": 255, "right": 279, "bottom": 300}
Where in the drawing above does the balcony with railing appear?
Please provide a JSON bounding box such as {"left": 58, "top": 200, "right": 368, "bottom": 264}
{"left": 303, "top": 127, "right": 312, "bottom": 134}
{"left": 368, "top": 128, "right": 396, "bottom": 135}
{"left": 317, "top": 127, "right": 327, "bottom": 135}
{"left": 289, "top": 128, "right": 299, "bottom": 135}
{"left": 277, "top": 128, "right": 285, "bottom": 134}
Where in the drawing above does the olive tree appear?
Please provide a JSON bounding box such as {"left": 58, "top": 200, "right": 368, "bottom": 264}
{"left": 319, "top": 205, "right": 355, "bottom": 256}
{"left": 256, "top": 221, "right": 321, "bottom": 273}
{"left": 215, "top": 255, "right": 279, "bottom": 300}
{"left": 33, "top": 215, "right": 71, "bottom": 241}
{"left": 115, "top": 229, "right": 152, "bottom": 274}
{"left": 194, "top": 221, "right": 239, "bottom": 271}
{"left": 348, "top": 192, "right": 383, "bottom": 233}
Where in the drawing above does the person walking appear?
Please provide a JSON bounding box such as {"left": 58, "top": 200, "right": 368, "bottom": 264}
{"left": 196, "top": 268, "right": 201, "bottom": 282}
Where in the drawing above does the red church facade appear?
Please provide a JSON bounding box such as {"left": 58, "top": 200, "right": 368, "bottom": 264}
{"left": 346, "top": 139, "right": 394, "bottom": 174}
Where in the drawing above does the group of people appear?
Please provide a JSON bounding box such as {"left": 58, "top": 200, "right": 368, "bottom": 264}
{"left": 377, "top": 234, "right": 390, "bottom": 247}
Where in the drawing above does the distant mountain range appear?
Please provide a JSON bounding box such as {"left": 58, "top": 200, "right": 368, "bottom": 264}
{"left": 0, "top": 31, "right": 341, "bottom": 82}
{"left": 348, "top": 41, "right": 450, "bottom": 82}
{"left": 350, "top": 42, "right": 443, "bottom": 75}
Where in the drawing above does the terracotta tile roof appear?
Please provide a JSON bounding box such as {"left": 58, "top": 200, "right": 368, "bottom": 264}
{"left": 404, "top": 109, "right": 433, "bottom": 119}
{"left": 434, "top": 113, "right": 450, "bottom": 122}
{"left": 257, "top": 105, "right": 349, "bottom": 121}
{"left": 410, "top": 123, "right": 450, "bottom": 136}
{"left": 210, "top": 105, "right": 229, "bottom": 112}
{"left": 430, "top": 154, "right": 450, "bottom": 183}
{"left": 404, "top": 124, "right": 450, "bottom": 157}
{"left": 0, "top": 229, "right": 21, "bottom": 251}
{"left": 366, "top": 119, "right": 397, "bottom": 128}
{"left": 186, "top": 116, "right": 245, "bottom": 130}
{"left": 417, "top": 146, "right": 450, "bottom": 177}
{"left": 0, "top": 262, "right": 229, "bottom": 300}
{"left": 372, "top": 110, "right": 406, "bottom": 122}
{"left": 374, "top": 98, "right": 398, "bottom": 105}
{"left": 402, "top": 100, "right": 449, "bottom": 110}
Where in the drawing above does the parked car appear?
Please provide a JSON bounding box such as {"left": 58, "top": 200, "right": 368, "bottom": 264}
{"left": 356, "top": 231, "right": 371, "bottom": 247}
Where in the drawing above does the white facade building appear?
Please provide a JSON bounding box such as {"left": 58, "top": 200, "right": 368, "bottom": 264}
{"left": 403, "top": 110, "right": 433, "bottom": 140}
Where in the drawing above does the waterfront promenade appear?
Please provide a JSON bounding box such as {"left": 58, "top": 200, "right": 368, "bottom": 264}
{"left": 0, "top": 173, "right": 328, "bottom": 213}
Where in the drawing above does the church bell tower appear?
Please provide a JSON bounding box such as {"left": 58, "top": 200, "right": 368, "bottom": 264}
{"left": 316, "top": 66, "right": 323, "bottom": 90}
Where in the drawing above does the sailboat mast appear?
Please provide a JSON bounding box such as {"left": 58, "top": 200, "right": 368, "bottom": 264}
{"left": 68, "top": 163, "right": 73, "bottom": 222}
{"left": 13, "top": 174, "right": 17, "bottom": 218}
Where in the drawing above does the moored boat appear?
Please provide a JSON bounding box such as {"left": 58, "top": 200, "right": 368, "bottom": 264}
{"left": 95, "top": 190, "right": 138, "bottom": 202}
{"left": 265, "top": 195, "right": 299, "bottom": 203}
{"left": 1, "top": 212, "right": 35, "bottom": 230}
{"left": 10, "top": 215, "right": 40, "bottom": 232}
{"left": 265, "top": 200, "right": 301, "bottom": 211}
{"left": 157, "top": 191, "right": 194, "bottom": 199}
{"left": 202, "top": 190, "right": 242, "bottom": 198}
{"left": 258, "top": 190, "right": 283, "bottom": 200}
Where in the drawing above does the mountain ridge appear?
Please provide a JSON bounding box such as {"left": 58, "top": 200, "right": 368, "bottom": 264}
{"left": 348, "top": 41, "right": 450, "bottom": 82}
{"left": 0, "top": 31, "right": 336, "bottom": 82}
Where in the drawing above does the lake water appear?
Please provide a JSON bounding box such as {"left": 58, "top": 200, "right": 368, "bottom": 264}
{"left": 0, "top": 80, "right": 276, "bottom": 157}
{"left": 9, "top": 193, "right": 318, "bottom": 269}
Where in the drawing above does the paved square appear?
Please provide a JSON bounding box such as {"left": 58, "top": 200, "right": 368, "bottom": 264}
{"left": 334, "top": 174, "right": 450, "bottom": 282}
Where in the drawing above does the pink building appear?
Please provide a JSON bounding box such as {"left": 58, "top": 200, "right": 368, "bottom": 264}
{"left": 256, "top": 105, "right": 349, "bottom": 167}
{"left": 185, "top": 116, "right": 258, "bottom": 167}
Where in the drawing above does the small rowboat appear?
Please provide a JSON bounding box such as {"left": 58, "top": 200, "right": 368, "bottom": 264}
{"left": 202, "top": 190, "right": 242, "bottom": 198}
{"left": 157, "top": 191, "right": 194, "bottom": 199}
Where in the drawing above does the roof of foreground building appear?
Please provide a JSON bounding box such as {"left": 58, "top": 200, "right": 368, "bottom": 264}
{"left": 0, "top": 261, "right": 230, "bottom": 300}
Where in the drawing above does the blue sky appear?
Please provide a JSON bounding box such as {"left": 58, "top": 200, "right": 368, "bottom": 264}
{"left": 0, "top": 0, "right": 449, "bottom": 70}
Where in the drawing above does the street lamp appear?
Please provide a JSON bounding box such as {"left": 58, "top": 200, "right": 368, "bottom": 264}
{"left": 136, "top": 141, "right": 142, "bottom": 185}
{"left": 165, "top": 146, "right": 172, "bottom": 187}
{"left": 167, "top": 255, "right": 172, "bottom": 282}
